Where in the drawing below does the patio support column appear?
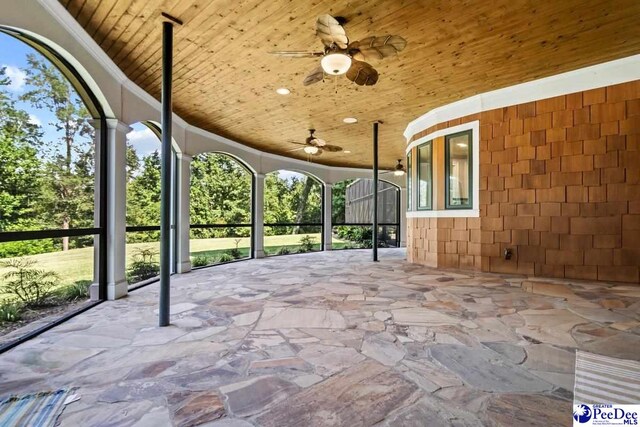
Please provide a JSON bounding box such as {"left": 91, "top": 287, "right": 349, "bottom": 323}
{"left": 90, "top": 119, "right": 102, "bottom": 301}
{"left": 159, "top": 16, "right": 180, "bottom": 327}
{"left": 323, "top": 183, "right": 332, "bottom": 250}
{"left": 176, "top": 153, "right": 192, "bottom": 273}
{"left": 90, "top": 118, "right": 130, "bottom": 301}
{"left": 400, "top": 187, "right": 407, "bottom": 247}
{"left": 253, "top": 173, "right": 265, "bottom": 258}
{"left": 372, "top": 121, "right": 380, "bottom": 261}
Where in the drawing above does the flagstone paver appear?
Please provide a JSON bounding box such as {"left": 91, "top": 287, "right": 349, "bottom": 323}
{"left": 0, "top": 248, "right": 638, "bottom": 426}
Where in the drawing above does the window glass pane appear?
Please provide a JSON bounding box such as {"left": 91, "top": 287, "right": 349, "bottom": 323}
{"left": 418, "top": 143, "right": 432, "bottom": 210}
{"left": 407, "top": 153, "right": 412, "bottom": 211}
{"left": 446, "top": 132, "right": 472, "bottom": 208}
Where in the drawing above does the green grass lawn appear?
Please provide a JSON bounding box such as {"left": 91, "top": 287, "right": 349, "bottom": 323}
{"left": 0, "top": 233, "right": 352, "bottom": 302}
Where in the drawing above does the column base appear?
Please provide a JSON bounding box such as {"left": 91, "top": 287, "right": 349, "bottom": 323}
{"left": 254, "top": 250, "right": 266, "bottom": 259}
{"left": 323, "top": 244, "right": 332, "bottom": 251}
{"left": 89, "top": 282, "right": 101, "bottom": 301}
{"left": 107, "top": 279, "right": 128, "bottom": 300}
{"left": 177, "top": 260, "right": 192, "bottom": 274}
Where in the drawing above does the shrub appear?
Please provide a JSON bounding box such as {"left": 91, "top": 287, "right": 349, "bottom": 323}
{"left": 0, "top": 302, "right": 22, "bottom": 323}
{"left": 0, "top": 259, "right": 59, "bottom": 307}
{"left": 275, "top": 246, "right": 291, "bottom": 256}
{"left": 0, "top": 238, "right": 56, "bottom": 258}
{"left": 58, "top": 280, "right": 91, "bottom": 301}
{"left": 299, "top": 235, "right": 316, "bottom": 252}
{"left": 218, "top": 253, "right": 234, "bottom": 263}
{"left": 227, "top": 248, "right": 242, "bottom": 259}
{"left": 127, "top": 248, "right": 159, "bottom": 284}
{"left": 336, "top": 226, "right": 372, "bottom": 245}
{"left": 192, "top": 255, "right": 210, "bottom": 267}
{"left": 226, "top": 239, "right": 243, "bottom": 260}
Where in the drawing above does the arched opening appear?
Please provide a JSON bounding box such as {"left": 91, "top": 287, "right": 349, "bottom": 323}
{"left": 124, "top": 121, "right": 180, "bottom": 285}
{"left": 0, "top": 28, "right": 110, "bottom": 329}
{"left": 189, "top": 152, "right": 253, "bottom": 267}
{"left": 331, "top": 178, "right": 401, "bottom": 249}
{"left": 264, "top": 170, "right": 323, "bottom": 256}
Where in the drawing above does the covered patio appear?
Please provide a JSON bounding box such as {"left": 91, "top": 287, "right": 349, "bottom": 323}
{"left": 1, "top": 0, "right": 640, "bottom": 425}
{"left": 2, "top": 249, "right": 639, "bottom": 425}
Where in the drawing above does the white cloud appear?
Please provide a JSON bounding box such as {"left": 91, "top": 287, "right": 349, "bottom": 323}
{"left": 2, "top": 65, "right": 27, "bottom": 92}
{"left": 28, "top": 114, "right": 41, "bottom": 126}
{"left": 127, "top": 127, "right": 156, "bottom": 142}
{"left": 127, "top": 126, "right": 160, "bottom": 156}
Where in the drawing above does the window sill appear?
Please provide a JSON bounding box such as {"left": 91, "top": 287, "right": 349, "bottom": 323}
{"left": 406, "top": 209, "right": 479, "bottom": 218}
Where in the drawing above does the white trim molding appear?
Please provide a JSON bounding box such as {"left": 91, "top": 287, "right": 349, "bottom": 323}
{"left": 407, "top": 209, "right": 479, "bottom": 219}
{"left": 406, "top": 121, "right": 480, "bottom": 218}
{"left": 404, "top": 54, "right": 640, "bottom": 141}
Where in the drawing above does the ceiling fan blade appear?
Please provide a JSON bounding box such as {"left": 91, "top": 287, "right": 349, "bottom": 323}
{"left": 310, "top": 137, "right": 326, "bottom": 147}
{"left": 348, "top": 35, "right": 407, "bottom": 61}
{"left": 303, "top": 66, "right": 325, "bottom": 86}
{"left": 316, "top": 14, "right": 349, "bottom": 49}
{"left": 323, "top": 144, "right": 343, "bottom": 152}
{"left": 269, "top": 50, "right": 324, "bottom": 58}
{"left": 286, "top": 147, "right": 305, "bottom": 152}
{"left": 288, "top": 140, "right": 307, "bottom": 146}
{"left": 346, "top": 59, "right": 379, "bottom": 86}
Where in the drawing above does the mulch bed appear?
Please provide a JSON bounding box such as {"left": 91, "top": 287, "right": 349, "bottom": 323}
{"left": 0, "top": 299, "right": 91, "bottom": 345}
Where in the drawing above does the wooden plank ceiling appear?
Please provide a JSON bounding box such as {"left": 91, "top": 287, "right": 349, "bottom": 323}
{"left": 62, "top": 0, "right": 640, "bottom": 169}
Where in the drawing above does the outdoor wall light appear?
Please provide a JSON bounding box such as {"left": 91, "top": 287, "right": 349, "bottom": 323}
{"left": 321, "top": 53, "right": 352, "bottom": 75}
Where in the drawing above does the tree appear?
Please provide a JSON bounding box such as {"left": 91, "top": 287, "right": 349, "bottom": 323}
{"left": 0, "top": 67, "right": 47, "bottom": 248}
{"left": 190, "top": 153, "right": 251, "bottom": 238}
{"left": 331, "top": 179, "right": 353, "bottom": 224}
{"left": 20, "top": 54, "right": 94, "bottom": 250}
{"left": 127, "top": 150, "right": 161, "bottom": 230}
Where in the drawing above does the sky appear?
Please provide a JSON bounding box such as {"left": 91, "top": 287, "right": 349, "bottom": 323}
{"left": 1, "top": 32, "right": 305, "bottom": 181}
{"left": 0, "top": 32, "right": 161, "bottom": 157}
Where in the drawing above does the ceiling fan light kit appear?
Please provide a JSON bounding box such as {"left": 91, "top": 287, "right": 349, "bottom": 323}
{"left": 304, "top": 145, "right": 319, "bottom": 154}
{"left": 321, "top": 53, "right": 352, "bottom": 75}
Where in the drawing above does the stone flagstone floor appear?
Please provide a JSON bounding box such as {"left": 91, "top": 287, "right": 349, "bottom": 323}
{"left": 1, "top": 249, "right": 639, "bottom": 426}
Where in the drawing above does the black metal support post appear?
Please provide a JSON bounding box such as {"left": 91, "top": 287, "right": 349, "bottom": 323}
{"left": 372, "top": 121, "right": 379, "bottom": 262}
{"left": 159, "top": 20, "right": 174, "bottom": 327}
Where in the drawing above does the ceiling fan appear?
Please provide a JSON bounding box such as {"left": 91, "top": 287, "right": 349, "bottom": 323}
{"left": 380, "top": 159, "right": 406, "bottom": 176}
{"left": 287, "top": 129, "right": 343, "bottom": 156}
{"left": 270, "top": 14, "right": 407, "bottom": 86}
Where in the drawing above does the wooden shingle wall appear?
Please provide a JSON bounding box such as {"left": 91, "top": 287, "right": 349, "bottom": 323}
{"left": 407, "top": 80, "right": 640, "bottom": 283}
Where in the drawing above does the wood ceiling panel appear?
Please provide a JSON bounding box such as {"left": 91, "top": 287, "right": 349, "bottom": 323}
{"left": 62, "top": 0, "right": 640, "bottom": 169}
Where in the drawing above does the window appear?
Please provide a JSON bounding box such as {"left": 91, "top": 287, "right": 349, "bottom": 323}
{"left": 406, "top": 153, "right": 412, "bottom": 211}
{"left": 418, "top": 141, "right": 433, "bottom": 210}
{"left": 445, "top": 130, "right": 472, "bottom": 209}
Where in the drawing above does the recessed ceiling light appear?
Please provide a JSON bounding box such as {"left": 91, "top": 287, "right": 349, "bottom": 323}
{"left": 276, "top": 88, "right": 290, "bottom": 95}
{"left": 344, "top": 150, "right": 352, "bottom": 154}
{"left": 343, "top": 117, "right": 358, "bottom": 124}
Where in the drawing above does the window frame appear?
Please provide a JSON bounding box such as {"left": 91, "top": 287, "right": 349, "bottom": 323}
{"left": 444, "top": 129, "right": 473, "bottom": 210}
{"left": 417, "top": 140, "right": 433, "bottom": 211}
{"left": 406, "top": 152, "right": 412, "bottom": 211}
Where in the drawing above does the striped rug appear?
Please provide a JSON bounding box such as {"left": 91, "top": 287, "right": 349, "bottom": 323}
{"left": 574, "top": 351, "right": 640, "bottom": 405}
{"left": 0, "top": 389, "right": 75, "bottom": 427}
